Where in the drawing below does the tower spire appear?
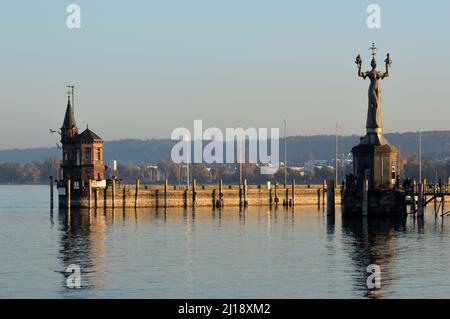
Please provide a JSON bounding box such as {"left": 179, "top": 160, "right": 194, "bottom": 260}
{"left": 61, "top": 87, "right": 78, "bottom": 143}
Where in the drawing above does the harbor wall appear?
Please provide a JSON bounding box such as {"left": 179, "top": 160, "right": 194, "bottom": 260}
{"left": 58, "top": 182, "right": 342, "bottom": 209}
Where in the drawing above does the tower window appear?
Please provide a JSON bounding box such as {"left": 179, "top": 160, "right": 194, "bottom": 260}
{"left": 64, "top": 152, "right": 68, "bottom": 161}
{"left": 96, "top": 148, "right": 101, "bottom": 161}
{"left": 85, "top": 148, "right": 92, "bottom": 161}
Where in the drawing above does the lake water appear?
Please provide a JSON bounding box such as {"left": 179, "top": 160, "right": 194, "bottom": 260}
{"left": 0, "top": 185, "right": 449, "bottom": 299}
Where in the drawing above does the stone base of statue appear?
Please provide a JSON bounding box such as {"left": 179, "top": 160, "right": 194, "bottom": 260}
{"left": 342, "top": 188, "right": 406, "bottom": 216}
{"left": 342, "top": 131, "right": 406, "bottom": 216}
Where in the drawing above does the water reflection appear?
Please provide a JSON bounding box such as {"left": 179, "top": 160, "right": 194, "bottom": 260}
{"left": 53, "top": 206, "right": 448, "bottom": 298}
{"left": 57, "top": 209, "right": 106, "bottom": 292}
{"left": 342, "top": 216, "right": 407, "bottom": 299}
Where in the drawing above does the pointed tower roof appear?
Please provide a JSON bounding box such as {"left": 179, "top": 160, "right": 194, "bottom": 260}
{"left": 62, "top": 96, "right": 76, "bottom": 129}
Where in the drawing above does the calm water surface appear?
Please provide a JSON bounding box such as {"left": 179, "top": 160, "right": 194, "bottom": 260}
{"left": 0, "top": 185, "right": 449, "bottom": 298}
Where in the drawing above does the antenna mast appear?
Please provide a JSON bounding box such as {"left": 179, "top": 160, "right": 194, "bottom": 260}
{"left": 67, "top": 85, "right": 75, "bottom": 111}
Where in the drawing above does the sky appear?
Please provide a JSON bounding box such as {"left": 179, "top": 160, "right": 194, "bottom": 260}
{"left": 0, "top": 0, "right": 449, "bottom": 149}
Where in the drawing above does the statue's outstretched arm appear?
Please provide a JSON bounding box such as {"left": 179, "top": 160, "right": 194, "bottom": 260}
{"left": 382, "top": 53, "right": 392, "bottom": 79}
{"left": 358, "top": 67, "right": 367, "bottom": 79}
{"left": 355, "top": 54, "right": 367, "bottom": 79}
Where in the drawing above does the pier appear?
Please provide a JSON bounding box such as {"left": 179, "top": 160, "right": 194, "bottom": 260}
{"left": 57, "top": 178, "right": 341, "bottom": 209}
{"left": 405, "top": 182, "right": 450, "bottom": 216}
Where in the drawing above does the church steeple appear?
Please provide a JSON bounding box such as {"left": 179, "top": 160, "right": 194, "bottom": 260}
{"left": 61, "top": 94, "right": 78, "bottom": 143}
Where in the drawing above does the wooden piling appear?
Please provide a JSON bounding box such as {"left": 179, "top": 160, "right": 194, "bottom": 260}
{"left": 434, "top": 186, "right": 438, "bottom": 213}
{"left": 192, "top": 179, "right": 196, "bottom": 207}
{"left": 322, "top": 180, "right": 326, "bottom": 207}
{"left": 135, "top": 179, "right": 140, "bottom": 208}
{"left": 111, "top": 178, "right": 116, "bottom": 209}
{"left": 155, "top": 189, "right": 159, "bottom": 207}
{"left": 362, "top": 179, "right": 368, "bottom": 216}
{"left": 123, "top": 185, "right": 127, "bottom": 208}
{"left": 218, "top": 179, "right": 223, "bottom": 208}
{"left": 291, "top": 180, "right": 295, "bottom": 207}
{"left": 95, "top": 188, "right": 98, "bottom": 208}
{"left": 285, "top": 188, "right": 289, "bottom": 207}
{"left": 317, "top": 188, "right": 321, "bottom": 207}
{"left": 243, "top": 179, "right": 248, "bottom": 207}
{"left": 326, "top": 180, "right": 335, "bottom": 215}
{"left": 269, "top": 187, "right": 273, "bottom": 206}
{"left": 164, "top": 179, "right": 168, "bottom": 207}
{"left": 418, "top": 182, "right": 424, "bottom": 217}
{"left": 239, "top": 182, "right": 243, "bottom": 207}
{"left": 183, "top": 187, "right": 187, "bottom": 208}
{"left": 274, "top": 183, "right": 279, "bottom": 206}
{"left": 49, "top": 176, "right": 54, "bottom": 209}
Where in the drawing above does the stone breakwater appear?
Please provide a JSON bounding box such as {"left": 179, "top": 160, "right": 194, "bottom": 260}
{"left": 58, "top": 180, "right": 342, "bottom": 209}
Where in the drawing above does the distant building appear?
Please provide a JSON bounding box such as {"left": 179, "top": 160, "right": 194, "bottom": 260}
{"left": 304, "top": 160, "right": 328, "bottom": 173}
{"left": 289, "top": 166, "right": 305, "bottom": 177}
{"left": 60, "top": 96, "right": 105, "bottom": 189}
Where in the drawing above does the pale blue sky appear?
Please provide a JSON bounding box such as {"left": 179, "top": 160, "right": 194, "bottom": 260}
{"left": 0, "top": 0, "right": 449, "bottom": 149}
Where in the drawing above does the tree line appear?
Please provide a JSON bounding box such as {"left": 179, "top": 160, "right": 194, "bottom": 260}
{"left": 0, "top": 156, "right": 448, "bottom": 185}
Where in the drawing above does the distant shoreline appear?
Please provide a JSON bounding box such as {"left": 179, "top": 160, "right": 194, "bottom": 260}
{"left": 0, "top": 183, "right": 48, "bottom": 186}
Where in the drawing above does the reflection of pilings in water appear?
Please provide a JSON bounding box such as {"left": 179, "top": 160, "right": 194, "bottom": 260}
{"left": 57, "top": 208, "right": 106, "bottom": 291}
{"left": 184, "top": 207, "right": 194, "bottom": 292}
{"left": 341, "top": 216, "right": 406, "bottom": 299}
{"left": 326, "top": 214, "right": 335, "bottom": 238}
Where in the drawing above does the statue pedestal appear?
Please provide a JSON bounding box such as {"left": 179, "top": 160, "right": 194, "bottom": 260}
{"left": 352, "top": 141, "right": 398, "bottom": 190}
{"left": 342, "top": 133, "right": 405, "bottom": 216}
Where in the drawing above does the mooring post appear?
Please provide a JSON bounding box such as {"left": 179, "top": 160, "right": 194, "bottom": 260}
{"left": 317, "top": 188, "right": 321, "bottom": 207}
{"left": 88, "top": 179, "right": 92, "bottom": 209}
{"left": 239, "top": 181, "right": 243, "bottom": 207}
{"left": 112, "top": 178, "right": 116, "bottom": 209}
{"left": 285, "top": 188, "right": 289, "bottom": 207}
{"left": 164, "top": 179, "right": 168, "bottom": 208}
{"left": 123, "top": 185, "right": 127, "bottom": 208}
{"left": 135, "top": 179, "right": 140, "bottom": 208}
{"left": 423, "top": 179, "right": 427, "bottom": 207}
{"left": 326, "top": 180, "right": 335, "bottom": 215}
{"left": 418, "top": 182, "right": 424, "bottom": 217}
{"left": 192, "top": 179, "right": 196, "bottom": 207}
{"left": 183, "top": 187, "right": 187, "bottom": 208}
{"left": 434, "top": 185, "right": 438, "bottom": 213}
{"left": 49, "top": 176, "right": 54, "bottom": 209}
{"left": 322, "top": 180, "right": 326, "bottom": 207}
{"left": 67, "top": 178, "right": 71, "bottom": 210}
{"left": 362, "top": 179, "right": 369, "bottom": 216}
{"left": 291, "top": 180, "right": 295, "bottom": 207}
{"left": 218, "top": 179, "right": 223, "bottom": 208}
{"left": 244, "top": 179, "right": 248, "bottom": 207}
{"left": 212, "top": 189, "right": 216, "bottom": 208}
{"left": 269, "top": 186, "right": 273, "bottom": 207}
{"left": 274, "top": 183, "right": 279, "bottom": 206}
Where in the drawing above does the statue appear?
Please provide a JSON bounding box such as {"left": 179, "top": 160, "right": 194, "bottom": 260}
{"left": 355, "top": 43, "right": 392, "bottom": 134}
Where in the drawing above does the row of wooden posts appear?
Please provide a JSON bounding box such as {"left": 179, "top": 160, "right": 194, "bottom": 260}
{"left": 50, "top": 176, "right": 339, "bottom": 212}
{"left": 413, "top": 181, "right": 447, "bottom": 217}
